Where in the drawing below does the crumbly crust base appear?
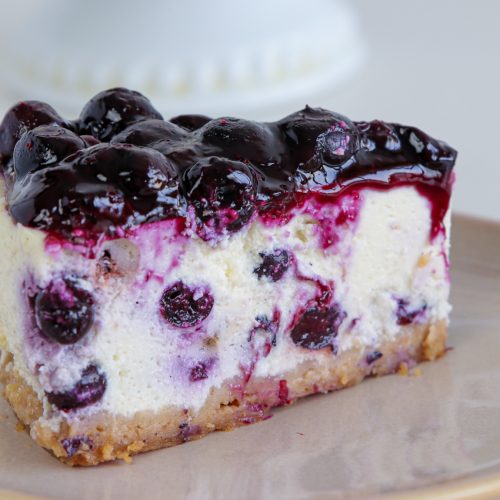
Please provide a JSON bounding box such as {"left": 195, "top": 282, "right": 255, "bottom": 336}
{"left": 0, "top": 321, "right": 447, "bottom": 466}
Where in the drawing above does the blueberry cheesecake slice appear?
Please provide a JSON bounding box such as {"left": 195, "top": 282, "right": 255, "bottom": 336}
{"left": 0, "top": 88, "right": 456, "bottom": 465}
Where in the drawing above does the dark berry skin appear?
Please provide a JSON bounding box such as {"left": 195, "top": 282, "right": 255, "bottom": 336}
{"left": 290, "top": 305, "right": 345, "bottom": 350}
{"left": 0, "top": 101, "right": 71, "bottom": 165}
{"left": 182, "top": 157, "right": 257, "bottom": 235}
{"left": 200, "top": 118, "right": 283, "bottom": 166}
{"left": 189, "top": 359, "right": 216, "bottom": 382}
{"left": 278, "top": 106, "right": 355, "bottom": 165}
{"left": 111, "top": 119, "right": 187, "bottom": 149}
{"left": 160, "top": 281, "right": 214, "bottom": 328}
{"left": 34, "top": 276, "right": 94, "bottom": 344}
{"left": 396, "top": 299, "right": 427, "bottom": 325}
{"left": 78, "top": 88, "right": 163, "bottom": 141}
{"left": 13, "top": 125, "right": 86, "bottom": 178}
{"left": 9, "top": 143, "right": 179, "bottom": 237}
{"left": 2, "top": 88, "right": 456, "bottom": 241}
{"left": 61, "top": 436, "right": 93, "bottom": 458}
{"left": 366, "top": 351, "right": 383, "bottom": 364}
{"left": 254, "top": 249, "right": 291, "bottom": 282}
{"left": 47, "top": 365, "right": 106, "bottom": 411}
{"left": 170, "top": 114, "right": 212, "bottom": 131}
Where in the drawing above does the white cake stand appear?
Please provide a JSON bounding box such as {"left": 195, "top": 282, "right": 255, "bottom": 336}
{"left": 0, "top": 0, "right": 363, "bottom": 118}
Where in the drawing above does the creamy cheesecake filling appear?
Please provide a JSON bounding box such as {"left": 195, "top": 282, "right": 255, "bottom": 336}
{"left": 0, "top": 183, "right": 450, "bottom": 423}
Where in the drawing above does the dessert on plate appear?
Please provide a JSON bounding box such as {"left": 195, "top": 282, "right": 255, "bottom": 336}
{"left": 0, "top": 88, "right": 456, "bottom": 465}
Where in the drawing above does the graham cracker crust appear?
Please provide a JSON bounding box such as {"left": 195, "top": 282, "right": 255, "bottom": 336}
{"left": 0, "top": 321, "right": 447, "bottom": 466}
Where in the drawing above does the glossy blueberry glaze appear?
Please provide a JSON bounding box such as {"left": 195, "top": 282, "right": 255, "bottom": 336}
{"left": 0, "top": 88, "right": 457, "bottom": 242}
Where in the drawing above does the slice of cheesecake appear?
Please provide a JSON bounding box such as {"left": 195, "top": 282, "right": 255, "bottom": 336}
{"left": 0, "top": 88, "right": 456, "bottom": 465}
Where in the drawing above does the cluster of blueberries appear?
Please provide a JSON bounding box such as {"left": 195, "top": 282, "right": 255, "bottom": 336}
{"left": 0, "top": 88, "right": 455, "bottom": 241}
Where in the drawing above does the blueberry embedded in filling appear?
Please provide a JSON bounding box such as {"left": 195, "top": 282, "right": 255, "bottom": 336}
{"left": 34, "top": 275, "right": 94, "bottom": 345}
{"left": 290, "top": 304, "right": 345, "bottom": 350}
{"left": 170, "top": 114, "right": 212, "bottom": 131}
{"left": 253, "top": 249, "right": 291, "bottom": 282}
{"left": 160, "top": 281, "right": 214, "bottom": 328}
{"left": 46, "top": 364, "right": 106, "bottom": 411}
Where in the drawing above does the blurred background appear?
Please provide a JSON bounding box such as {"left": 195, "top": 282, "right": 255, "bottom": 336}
{"left": 0, "top": 0, "right": 498, "bottom": 221}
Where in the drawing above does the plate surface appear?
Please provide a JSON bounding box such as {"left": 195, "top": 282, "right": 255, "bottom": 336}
{"left": 1, "top": 215, "right": 499, "bottom": 499}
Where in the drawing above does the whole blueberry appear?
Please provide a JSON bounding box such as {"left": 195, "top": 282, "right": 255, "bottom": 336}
{"left": 13, "top": 125, "right": 86, "bottom": 178}
{"left": 47, "top": 364, "right": 106, "bottom": 411}
{"left": 170, "top": 114, "right": 212, "bottom": 131}
{"left": 182, "top": 156, "right": 257, "bottom": 236}
{"left": 34, "top": 276, "right": 94, "bottom": 344}
{"left": 160, "top": 281, "right": 214, "bottom": 328}
{"left": 290, "top": 304, "right": 345, "bottom": 350}
{"left": 0, "top": 101, "right": 70, "bottom": 164}
{"left": 200, "top": 118, "right": 281, "bottom": 165}
{"left": 78, "top": 88, "right": 163, "bottom": 141}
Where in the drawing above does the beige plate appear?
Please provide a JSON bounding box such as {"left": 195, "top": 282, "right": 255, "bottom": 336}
{"left": 1, "top": 215, "right": 500, "bottom": 500}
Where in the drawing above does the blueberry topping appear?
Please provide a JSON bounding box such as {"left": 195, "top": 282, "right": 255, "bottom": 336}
{"left": 47, "top": 364, "right": 106, "bottom": 411}
{"left": 170, "top": 114, "right": 212, "bottom": 131}
{"left": 160, "top": 281, "right": 214, "bottom": 328}
{"left": 278, "top": 106, "right": 354, "bottom": 165}
{"left": 78, "top": 88, "right": 163, "bottom": 141}
{"left": 366, "top": 351, "right": 383, "bottom": 364}
{"left": 182, "top": 157, "right": 257, "bottom": 236}
{"left": 13, "top": 125, "right": 85, "bottom": 178}
{"left": 61, "top": 436, "right": 93, "bottom": 458}
{"left": 254, "top": 249, "right": 290, "bottom": 282}
{"left": 9, "top": 143, "right": 179, "bottom": 236}
{"left": 290, "top": 304, "right": 345, "bottom": 350}
{"left": 0, "top": 101, "right": 71, "bottom": 164}
{"left": 34, "top": 276, "right": 94, "bottom": 344}
{"left": 0, "top": 89, "right": 457, "bottom": 242}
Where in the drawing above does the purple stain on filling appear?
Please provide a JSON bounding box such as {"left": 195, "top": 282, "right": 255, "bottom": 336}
{"left": 189, "top": 358, "right": 216, "bottom": 382}
{"left": 396, "top": 299, "right": 427, "bottom": 325}
{"left": 61, "top": 435, "right": 93, "bottom": 458}
{"left": 253, "top": 249, "right": 291, "bottom": 282}
{"left": 290, "top": 304, "right": 345, "bottom": 350}
{"left": 160, "top": 281, "right": 214, "bottom": 328}
{"left": 46, "top": 364, "right": 106, "bottom": 411}
{"left": 366, "top": 351, "right": 383, "bottom": 364}
{"left": 34, "top": 276, "right": 94, "bottom": 345}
